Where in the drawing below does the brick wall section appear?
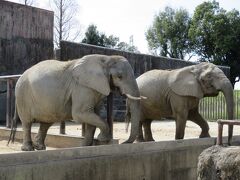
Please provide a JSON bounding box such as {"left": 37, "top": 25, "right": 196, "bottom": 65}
{"left": 60, "top": 41, "right": 230, "bottom": 121}
{"left": 0, "top": 1, "right": 54, "bottom": 75}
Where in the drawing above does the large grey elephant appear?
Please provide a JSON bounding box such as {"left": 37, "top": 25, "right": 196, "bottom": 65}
{"left": 10, "top": 54, "right": 141, "bottom": 151}
{"left": 126, "top": 62, "right": 234, "bottom": 142}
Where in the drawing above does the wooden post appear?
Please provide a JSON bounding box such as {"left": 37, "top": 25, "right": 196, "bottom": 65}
{"left": 107, "top": 92, "right": 113, "bottom": 137}
{"left": 216, "top": 121, "right": 223, "bottom": 145}
{"left": 82, "top": 123, "right": 85, "bottom": 136}
{"left": 6, "top": 79, "right": 13, "bottom": 128}
{"left": 60, "top": 122, "right": 66, "bottom": 134}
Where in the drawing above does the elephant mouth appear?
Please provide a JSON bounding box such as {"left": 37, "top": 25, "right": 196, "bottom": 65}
{"left": 204, "top": 91, "right": 219, "bottom": 97}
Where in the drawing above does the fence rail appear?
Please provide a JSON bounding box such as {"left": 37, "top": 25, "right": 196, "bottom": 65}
{"left": 199, "top": 90, "right": 240, "bottom": 120}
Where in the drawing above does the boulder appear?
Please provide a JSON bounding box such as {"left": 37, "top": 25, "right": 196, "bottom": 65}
{"left": 197, "top": 145, "right": 240, "bottom": 180}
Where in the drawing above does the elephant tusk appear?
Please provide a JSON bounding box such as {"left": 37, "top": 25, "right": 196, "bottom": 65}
{"left": 125, "top": 94, "right": 147, "bottom": 100}
{"left": 141, "top": 96, "right": 147, "bottom": 99}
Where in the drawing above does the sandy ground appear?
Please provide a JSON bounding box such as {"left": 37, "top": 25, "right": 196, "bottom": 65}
{"left": 1, "top": 120, "right": 240, "bottom": 154}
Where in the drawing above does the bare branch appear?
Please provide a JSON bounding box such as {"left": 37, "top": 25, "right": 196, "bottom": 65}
{"left": 51, "top": 0, "right": 82, "bottom": 47}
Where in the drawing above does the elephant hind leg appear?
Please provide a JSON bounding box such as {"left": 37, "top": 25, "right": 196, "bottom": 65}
{"left": 33, "top": 122, "right": 53, "bottom": 150}
{"left": 143, "top": 120, "right": 155, "bottom": 142}
{"left": 188, "top": 109, "right": 210, "bottom": 138}
{"left": 21, "top": 121, "right": 34, "bottom": 151}
{"left": 136, "top": 121, "right": 145, "bottom": 142}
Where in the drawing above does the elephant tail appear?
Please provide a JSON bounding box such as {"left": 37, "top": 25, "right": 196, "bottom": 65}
{"left": 7, "top": 106, "right": 19, "bottom": 145}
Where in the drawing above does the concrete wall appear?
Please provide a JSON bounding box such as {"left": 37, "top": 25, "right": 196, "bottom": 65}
{"left": 0, "top": 136, "right": 239, "bottom": 180}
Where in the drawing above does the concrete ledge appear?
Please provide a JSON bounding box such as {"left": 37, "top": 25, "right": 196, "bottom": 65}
{"left": 0, "top": 127, "right": 118, "bottom": 148}
{"left": 0, "top": 136, "right": 239, "bottom": 180}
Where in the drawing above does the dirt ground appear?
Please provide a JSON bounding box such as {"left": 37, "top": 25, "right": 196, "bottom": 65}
{"left": 2, "top": 120, "right": 240, "bottom": 154}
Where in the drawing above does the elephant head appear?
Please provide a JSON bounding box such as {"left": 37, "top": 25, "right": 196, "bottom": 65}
{"left": 73, "top": 54, "right": 141, "bottom": 143}
{"left": 170, "top": 62, "right": 234, "bottom": 122}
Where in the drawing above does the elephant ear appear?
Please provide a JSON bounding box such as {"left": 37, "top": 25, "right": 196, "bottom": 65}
{"left": 169, "top": 66, "right": 204, "bottom": 98}
{"left": 73, "top": 56, "right": 110, "bottom": 96}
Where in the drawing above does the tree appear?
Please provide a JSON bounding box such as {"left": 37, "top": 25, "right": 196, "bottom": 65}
{"left": 52, "top": 0, "right": 81, "bottom": 48}
{"left": 82, "top": 24, "right": 119, "bottom": 47}
{"left": 82, "top": 24, "right": 140, "bottom": 53}
{"left": 189, "top": 1, "right": 240, "bottom": 85}
{"left": 146, "top": 7, "right": 192, "bottom": 60}
{"left": 21, "top": 0, "right": 35, "bottom": 5}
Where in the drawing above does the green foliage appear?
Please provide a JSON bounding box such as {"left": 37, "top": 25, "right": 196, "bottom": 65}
{"left": 81, "top": 24, "right": 119, "bottom": 47}
{"left": 146, "top": 7, "right": 192, "bottom": 59}
{"left": 82, "top": 24, "right": 140, "bottom": 53}
{"left": 189, "top": 1, "right": 240, "bottom": 85}
{"left": 116, "top": 42, "right": 140, "bottom": 53}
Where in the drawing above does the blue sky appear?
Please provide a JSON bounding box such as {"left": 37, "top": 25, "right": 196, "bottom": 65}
{"left": 6, "top": 0, "right": 240, "bottom": 88}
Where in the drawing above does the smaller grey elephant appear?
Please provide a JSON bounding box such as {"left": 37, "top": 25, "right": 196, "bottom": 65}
{"left": 9, "top": 54, "right": 142, "bottom": 151}
{"left": 126, "top": 62, "right": 234, "bottom": 142}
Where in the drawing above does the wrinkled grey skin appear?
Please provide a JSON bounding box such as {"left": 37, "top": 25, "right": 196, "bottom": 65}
{"left": 13, "top": 54, "right": 141, "bottom": 151}
{"left": 126, "top": 62, "right": 234, "bottom": 142}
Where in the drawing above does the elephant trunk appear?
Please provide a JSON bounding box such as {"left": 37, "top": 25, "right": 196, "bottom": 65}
{"left": 122, "top": 81, "right": 141, "bottom": 143}
{"left": 220, "top": 78, "right": 234, "bottom": 144}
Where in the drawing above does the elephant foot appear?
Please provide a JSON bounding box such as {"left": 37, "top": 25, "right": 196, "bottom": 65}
{"left": 21, "top": 142, "right": 34, "bottom": 151}
{"left": 145, "top": 138, "right": 155, "bottom": 142}
{"left": 81, "top": 139, "right": 93, "bottom": 146}
{"left": 97, "top": 132, "right": 112, "bottom": 142}
{"left": 33, "top": 142, "right": 46, "bottom": 150}
{"left": 199, "top": 132, "right": 211, "bottom": 138}
{"left": 136, "top": 136, "right": 145, "bottom": 142}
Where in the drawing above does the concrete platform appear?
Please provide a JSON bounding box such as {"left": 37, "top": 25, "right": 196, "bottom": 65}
{"left": 0, "top": 127, "right": 118, "bottom": 148}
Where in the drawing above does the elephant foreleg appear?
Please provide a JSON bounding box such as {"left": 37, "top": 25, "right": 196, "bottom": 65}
{"left": 33, "top": 122, "right": 53, "bottom": 150}
{"left": 143, "top": 120, "right": 154, "bottom": 141}
{"left": 81, "top": 124, "right": 96, "bottom": 146}
{"left": 73, "top": 112, "right": 111, "bottom": 142}
{"left": 21, "top": 121, "right": 34, "bottom": 151}
{"left": 175, "top": 112, "right": 188, "bottom": 139}
{"left": 188, "top": 109, "right": 210, "bottom": 138}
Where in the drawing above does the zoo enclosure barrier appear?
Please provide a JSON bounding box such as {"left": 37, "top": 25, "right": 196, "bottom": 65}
{"left": 199, "top": 91, "right": 240, "bottom": 120}
{"left": 0, "top": 75, "right": 21, "bottom": 128}
{"left": 216, "top": 119, "right": 240, "bottom": 145}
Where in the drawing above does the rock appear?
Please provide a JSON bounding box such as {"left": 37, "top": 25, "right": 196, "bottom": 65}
{"left": 197, "top": 145, "right": 240, "bottom": 180}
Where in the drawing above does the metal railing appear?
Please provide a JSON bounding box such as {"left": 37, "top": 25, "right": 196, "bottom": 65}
{"left": 0, "top": 75, "right": 21, "bottom": 128}
{"left": 216, "top": 119, "right": 240, "bottom": 145}
{"left": 199, "top": 91, "right": 240, "bottom": 120}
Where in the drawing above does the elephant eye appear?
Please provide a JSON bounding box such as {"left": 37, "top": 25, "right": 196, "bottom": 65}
{"left": 117, "top": 74, "right": 123, "bottom": 79}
